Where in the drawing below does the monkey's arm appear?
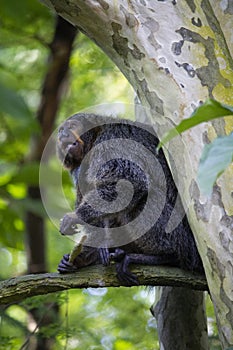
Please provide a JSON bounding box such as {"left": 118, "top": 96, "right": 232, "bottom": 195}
{"left": 59, "top": 159, "right": 148, "bottom": 274}
{"left": 75, "top": 158, "right": 148, "bottom": 226}
{"left": 60, "top": 158, "right": 148, "bottom": 234}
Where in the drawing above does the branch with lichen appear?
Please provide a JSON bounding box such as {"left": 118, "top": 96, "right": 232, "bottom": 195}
{"left": 0, "top": 265, "right": 207, "bottom": 305}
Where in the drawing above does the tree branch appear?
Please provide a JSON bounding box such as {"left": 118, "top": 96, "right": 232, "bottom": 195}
{"left": 0, "top": 265, "right": 207, "bottom": 305}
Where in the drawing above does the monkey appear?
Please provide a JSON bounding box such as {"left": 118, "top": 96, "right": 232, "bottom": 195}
{"left": 57, "top": 113, "right": 204, "bottom": 285}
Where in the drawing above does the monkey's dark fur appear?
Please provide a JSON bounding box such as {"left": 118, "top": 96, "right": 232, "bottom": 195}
{"left": 57, "top": 113, "right": 204, "bottom": 285}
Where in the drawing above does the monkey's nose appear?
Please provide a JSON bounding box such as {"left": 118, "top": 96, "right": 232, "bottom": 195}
{"left": 59, "top": 127, "right": 70, "bottom": 139}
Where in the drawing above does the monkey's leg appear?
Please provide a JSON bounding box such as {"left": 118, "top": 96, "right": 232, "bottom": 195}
{"left": 112, "top": 248, "right": 179, "bottom": 286}
{"left": 98, "top": 219, "right": 113, "bottom": 266}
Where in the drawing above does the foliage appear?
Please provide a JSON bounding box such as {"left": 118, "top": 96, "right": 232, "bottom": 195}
{"left": 0, "top": 289, "right": 158, "bottom": 350}
{"left": 198, "top": 132, "right": 233, "bottom": 194}
{"left": 0, "top": 0, "right": 133, "bottom": 252}
{"left": 0, "top": 81, "right": 33, "bottom": 121}
{"left": 159, "top": 99, "right": 233, "bottom": 194}
{"left": 159, "top": 99, "right": 233, "bottom": 147}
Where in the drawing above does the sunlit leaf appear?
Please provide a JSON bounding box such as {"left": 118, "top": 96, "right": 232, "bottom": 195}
{"left": 158, "top": 99, "right": 233, "bottom": 148}
{"left": 114, "top": 339, "right": 135, "bottom": 350}
{"left": 197, "top": 133, "right": 233, "bottom": 195}
{"left": 7, "top": 184, "right": 26, "bottom": 199}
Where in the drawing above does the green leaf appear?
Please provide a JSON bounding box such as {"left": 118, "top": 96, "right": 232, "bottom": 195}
{"left": 158, "top": 99, "right": 233, "bottom": 148}
{"left": 0, "top": 81, "right": 32, "bottom": 120}
{"left": 197, "top": 133, "right": 233, "bottom": 195}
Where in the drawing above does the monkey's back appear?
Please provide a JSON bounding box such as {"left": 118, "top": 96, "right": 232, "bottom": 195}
{"left": 81, "top": 120, "right": 203, "bottom": 273}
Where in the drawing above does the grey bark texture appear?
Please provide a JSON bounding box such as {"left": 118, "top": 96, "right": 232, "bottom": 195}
{"left": 40, "top": 1, "right": 233, "bottom": 348}
{"left": 153, "top": 288, "right": 208, "bottom": 350}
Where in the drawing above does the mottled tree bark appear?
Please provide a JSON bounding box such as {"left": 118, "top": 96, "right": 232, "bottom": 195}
{"left": 40, "top": 1, "right": 233, "bottom": 348}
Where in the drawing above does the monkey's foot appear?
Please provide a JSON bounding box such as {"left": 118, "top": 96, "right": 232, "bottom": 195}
{"left": 58, "top": 254, "right": 78, "bottom": 273}
{"left": 111, "top": 248, "right": 139, "bottom": 286}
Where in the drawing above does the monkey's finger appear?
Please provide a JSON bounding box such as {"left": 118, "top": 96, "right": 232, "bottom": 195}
{"left": 58, "top": 254, "right": 78, "bottom": 273}
{"left": 99, "top": 248, "right": 110, "bottom": 266}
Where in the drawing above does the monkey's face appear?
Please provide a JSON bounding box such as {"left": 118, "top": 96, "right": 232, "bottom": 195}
{"left": 57, "top": 118, "right": 85, "bottom": 171}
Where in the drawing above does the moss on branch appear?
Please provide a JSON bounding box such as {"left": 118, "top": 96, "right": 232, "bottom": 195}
{"left": 0, "top": 264, "right": 208, "bottom": 305}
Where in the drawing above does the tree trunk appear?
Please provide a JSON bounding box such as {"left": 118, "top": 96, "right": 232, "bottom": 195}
{"left": 134, "top": 100, "right": 208, "bottom": 349}
{"left": 41, "top": 1, "right": 233, "bottom": 348}
{"left": 152, "top": 287, "right": 208, "bottom": 350}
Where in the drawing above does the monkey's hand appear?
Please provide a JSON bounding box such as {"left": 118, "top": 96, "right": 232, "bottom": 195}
{"left": 58, "top": 246, "right": 101, "bottom": 273}
{"left": 60, "top": 212, "right": 81, "bottom": 235}
{"left": 99, "top": 248, "right": 111, "bottom": 266}
{"left": 58, "top": 254, "right": 79, "bottom": 273}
